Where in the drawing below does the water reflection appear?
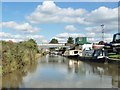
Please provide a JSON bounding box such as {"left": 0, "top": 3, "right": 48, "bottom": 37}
{"left": 40, "top": 54, "right": 67, "bottom": 64}
{"left": 68, "top": 60, "right": 85, "bottom": 74}
{"left": 2, "top": 55, "right": 120, "bottom": 88}
{"left": 2, "top": 61, "right": 38, "bottom": 88}
{"left": 68, "top": 59, "right": 119, "bottom": 88}
{"left": 88, "top": 62, "right": 119, "bottom": 88}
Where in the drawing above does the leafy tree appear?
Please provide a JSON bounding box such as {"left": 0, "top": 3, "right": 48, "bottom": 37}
{"left": 21, "top": 39, "right": 39, "bottom": 62}
{"left": 49, "top": 38, "right": 58, "bottom": 44}
{"left": 98, "top": 41, "right": 104, "bottom": 45}
{"left": 67, "top": 37, "right": 74, "bottom": 44}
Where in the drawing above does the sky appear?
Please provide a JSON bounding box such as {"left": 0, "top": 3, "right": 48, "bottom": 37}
{"left": 1, "top": 1, "right": 119, "bottom": 44}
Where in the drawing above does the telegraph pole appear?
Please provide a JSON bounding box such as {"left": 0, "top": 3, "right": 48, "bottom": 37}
{"left": 101, "top": 24, "right": 104, "bottom": 41}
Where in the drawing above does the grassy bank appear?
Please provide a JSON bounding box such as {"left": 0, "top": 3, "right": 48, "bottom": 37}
{"left": 1, "top": 39, "right": 41, "bottom": 75}
{"left": 0, "top": 66, "right": 2, "bottom": 75}
{"left": 108, "top": 53, "right": 120, "bottom": 59}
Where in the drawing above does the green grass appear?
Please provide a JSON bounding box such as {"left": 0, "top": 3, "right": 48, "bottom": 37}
{"left": 108, "top": 53, "right": 120, "bottom": 59}
{"left": 0, "top": 66, "right": 2, "bottom": 75}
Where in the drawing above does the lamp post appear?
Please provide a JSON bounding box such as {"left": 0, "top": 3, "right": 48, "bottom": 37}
{"left": 101, "top": 24, "right": 104, "bottom": 41}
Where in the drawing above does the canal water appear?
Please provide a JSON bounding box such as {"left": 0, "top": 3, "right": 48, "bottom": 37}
{"left": 2, "top": 55, "right": 120, "bottom": 88}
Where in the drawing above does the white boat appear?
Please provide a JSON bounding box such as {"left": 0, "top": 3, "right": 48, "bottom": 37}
{"left": 63, "top": 50, "right": 82, "bottom": 58}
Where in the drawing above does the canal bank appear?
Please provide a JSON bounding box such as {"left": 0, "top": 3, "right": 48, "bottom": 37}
{"left": 2, "top": 55, "right": 120, "bottom": 88}
{"left": 1, "top": 40, "right": 42, "bottom": 76}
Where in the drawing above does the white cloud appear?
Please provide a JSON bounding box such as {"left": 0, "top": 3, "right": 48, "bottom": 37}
{"left": 52, "top": 37, "right": 66, "bottom": 43}
{"left": 56, "top": 33, "right": 69, "bottom": 38}
{"left": 56, "top": 33, "right": 85, "bottom": 39}
{"left": 1, "top": 38, "right": 23, "bottom": 42}
{"left": 0, "top": 32, "right": 12, "bottom": 38}
{"left": 25, "top": 35, "right": 48, "bottom": 43}
{"left": 85, "top": 24, "right": 118, "bottom": 42}
{"left": 65, "top": 25, "right": 77, "bottom": 32}
{"left": 26, "top": 1, "right": 118, "bottom": 43}
{"left": 41, "top": 39, "right": 48, "bottom": 43}
{"left": 26, "top": 35, "right": 44, "bottom": 39}
{"left": 85, "top": 6, "right": 118, "bottom": 25}
{"left": 85, "top": 26, "right": 101, "bottom": 33}
{"left": 27, "top": 1, "right": 87, "bottom": 24}
{"left": 53, "top": 32, "right": 113, "bottom": 43}
{"left": 87, "top": 38, "right": 96, "bottom": 43}
{"left": 86, "top": 32, "right": 96, "bottom": 37}
{"left": 27, "top": 1, "right": 118, "bottom": 27}
{"left": 2, "top": 21, "right": 40, "bottom": 33}
{"left": 0, "top": 32, "right": 48, "bottom": 44}
{"left": 2, "top": 2, "right": 118, "bottom": 44}
{"left": 85, "top": 28, "right": 113, "bottom": 42}
{"left": 0, "top": 22, "right": 2, "bottom": 28}
{"left": 52, "top": 33, "right": 85, "bottom": 43}
{"left": 85, "top": 25, "right": 118, "bottom": 34}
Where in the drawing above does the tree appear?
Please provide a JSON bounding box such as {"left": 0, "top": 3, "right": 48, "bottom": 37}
{"left": 67, "top": 37, "right": 74, "bottom": 44}
{"left": 21, "top": 39, "right": 38, "bottom": 51}
{"left": 49, "top": 38, "right": 58, "bottom": 44}
{"left": 98, "top": 41, "right": 104, "bottom": 45}
{"left": 21, "top": 39, "right": 39, "bottom": 62}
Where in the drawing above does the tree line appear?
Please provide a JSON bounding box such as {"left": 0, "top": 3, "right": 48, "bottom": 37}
{"left": 49, "top": 37, "right": 74, "bottom": 44}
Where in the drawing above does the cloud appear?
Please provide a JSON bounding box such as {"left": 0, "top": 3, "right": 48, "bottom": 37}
{"left": 52, "top": 33, "right": 85, "bottom": 43}
{"left": 26, "top": 1, "right": 118, "bottom": 43}
{"left": 86, "top": 32, "right": 112, "bottom": 42}
{"left": 56, "top": 33, "right": 85, "bottom": 39}
{"left": 27, "top": 1, "right": 118, "bottom": 27}
{"left": 0, "top": 22, "right": 2, "bottom": 28}
{"left": 27, "top": 1, "right": 87, "bottom": 24}
{"left": 65, "top": 25, "right": 77, "bottom": 32}
{"left": 2, "top": 21, "right": 40, "bottom": 33}
{"left": 85, "top": 26, "right": 101, "bottom": 33}
{"left": 0, "top": 32, "right": 48, "bottom": 44}
{"left": 53, "top": 32, "right": 113, "bottom": 43}
{"left": 2, "top": 2, "right": 118, "bottom": 44}
{"left": 1, "top": 38, "right": 23, "bottom": 42}
{"left": 85, "top": 6, "right": 118, "bottom": 25}
{"left": 0, "top": 32, "right": 12, "bottom": 38}
{"left": 86, "top": 32, "right": 96, "bottom": 37}
{"left": 85, "top": 28, "right": 113, "bottom": 42}
{"left": 55, "top": 32, "right": 94, "bottom": 43}
{"left": 51, "top": 37, "right": 66, "bottom": 43}
{"left": 85, "top": 25, "right": 118, "bottom": 40}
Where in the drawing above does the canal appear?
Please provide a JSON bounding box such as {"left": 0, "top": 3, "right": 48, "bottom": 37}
{"left": 2, "top": 55, "right": 120, "bottom": 88}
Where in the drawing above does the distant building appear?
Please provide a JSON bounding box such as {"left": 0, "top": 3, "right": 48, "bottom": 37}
{"left": 75, "top": 37, "right": 90, "bottom": 45}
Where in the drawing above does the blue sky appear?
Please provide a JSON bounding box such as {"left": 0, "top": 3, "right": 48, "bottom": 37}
{"left": 1, "top": 1, "right": 119, "bottom": 43}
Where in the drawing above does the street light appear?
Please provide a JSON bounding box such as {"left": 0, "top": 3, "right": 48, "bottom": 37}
{"left": 101, "top": 24, "right": 104, "bottom": 41}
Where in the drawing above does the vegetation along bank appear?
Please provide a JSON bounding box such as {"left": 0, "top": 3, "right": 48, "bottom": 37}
{"left": 1, "top": 39, "right": 41, "bottom": 75}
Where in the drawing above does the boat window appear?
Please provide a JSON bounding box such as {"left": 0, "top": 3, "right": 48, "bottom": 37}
{"left": 74, "top": 51, "right": 78, "bottom": 54}
{"left": 115, "top": 34, "right": 120, "bottom": 42}
{"left": 83, "top": 47, "right": 92, "bottom": 51}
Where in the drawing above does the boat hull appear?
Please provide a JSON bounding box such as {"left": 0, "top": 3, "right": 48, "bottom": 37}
{"left": 79, "top": 56, "right": 107, "bottom": 63}
{"left": 67, "top": 55, "right": 79, "bottom": 59}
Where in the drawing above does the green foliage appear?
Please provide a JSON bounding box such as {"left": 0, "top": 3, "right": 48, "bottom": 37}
{"left": 49, "top": 38, "right": 58, "bottom": 44}
{"left": 108, "top": 53, "right": 120, "bottom": 59}
{"left": 1, "top": 39, "right": 39, "bottom": 75}
{"left": 49, "top": 47, "right": 56, "bottom": 51}
{"left": 67, "top": 37, "right": 74, "bottom": 44}
{"left": 0, "top": 66, "right": 2, "bottom": 75}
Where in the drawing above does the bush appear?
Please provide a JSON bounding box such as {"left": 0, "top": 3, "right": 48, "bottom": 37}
{"left": 1, "top": 39, "right": 39, "bottom": 75}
